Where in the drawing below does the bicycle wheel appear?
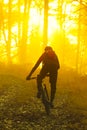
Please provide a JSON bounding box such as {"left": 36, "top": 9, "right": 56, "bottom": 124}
{"left": 41, "top": 84, "right": 50, "bottom": 115}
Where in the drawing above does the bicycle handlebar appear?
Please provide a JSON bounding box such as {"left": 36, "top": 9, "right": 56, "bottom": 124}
{"left": 27, "top": 73, "right": 50, "bottom": 80}
{"left": 27, "top": 77, "right": 37, "bottom": 80}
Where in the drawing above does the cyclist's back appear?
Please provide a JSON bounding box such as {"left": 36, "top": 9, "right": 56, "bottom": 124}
{"left": 26, "top": 46, "right": 60, "bottom": 108}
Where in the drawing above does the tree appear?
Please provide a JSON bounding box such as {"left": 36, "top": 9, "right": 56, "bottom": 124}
{"left": 18, "top": 0, "right": 31, "bottom": 63}
{"left": 43, "top": 0, "right": 48, "bottom": 48}
{"left": 7, "top": 0, "right": 12, "bottom": 63}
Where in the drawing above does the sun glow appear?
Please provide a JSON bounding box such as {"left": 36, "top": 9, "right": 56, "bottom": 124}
{"left": 30, "top": 8, "right": 41, "bottom": 25}
{"left": 48, "top": 16, "right": 60, "bottom": 37}
{"left": 1, "top": 0, "right": 80, "bottom": 65}
{"left": 67, "top": 35, "right": 77, "bottom": 45}
{"left": 3, "top": 0, "right": 9, "bottom": 4}
{"left": 29, "top": 8, "right": 60, "bottom": 38}
{"left": 65, "top": 4, "right": 71, "bottom": 15}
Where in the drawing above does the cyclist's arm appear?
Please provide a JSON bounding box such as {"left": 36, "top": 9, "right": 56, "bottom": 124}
{"left": 56, "top": 56, "right": 60, "bottom": 69}
{"left": 26, "top": 53, "right": 45, "bottom": 79}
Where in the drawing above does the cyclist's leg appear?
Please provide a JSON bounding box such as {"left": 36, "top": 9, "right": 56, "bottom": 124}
{"left": 37, "top": 66, "right": 48, "bottom": 98}
{"left": 50, "top": 71, "right": 57, "bottom": 107}
{"left": 50, "top": 82, "right": 56, "bottom": 105}
{"left": 37, "top": 75, "right": 43, "bottom": 98}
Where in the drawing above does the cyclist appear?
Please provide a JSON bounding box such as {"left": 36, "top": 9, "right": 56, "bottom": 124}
{"left": 26, "top": 46, "right": 60, "bottom": 108}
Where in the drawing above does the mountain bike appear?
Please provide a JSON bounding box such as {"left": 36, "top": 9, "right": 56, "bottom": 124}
{"left": 28, "top": 76, "right": 50, "bottom": 115}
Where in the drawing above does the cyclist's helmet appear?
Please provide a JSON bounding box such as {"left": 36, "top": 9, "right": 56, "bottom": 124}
{"left": 45, "top": 46, "right": 53, "bottom": 51}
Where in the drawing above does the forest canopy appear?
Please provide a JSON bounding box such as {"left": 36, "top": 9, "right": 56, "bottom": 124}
{"left": 0, "top": 0, "right": 87, "bottom": 75}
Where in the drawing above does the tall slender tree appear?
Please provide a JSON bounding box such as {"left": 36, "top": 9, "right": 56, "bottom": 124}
{"left": 43, "top": 0, "right": 48, "bottom": 48}
{"left": 7, "top": 0, "right": 12, "bottom": 63}
{"left": 76, "top": 0, "right": 82, "bottom": 73}
{"left": 18, "top": 0, "right": 31, "bottom": 63}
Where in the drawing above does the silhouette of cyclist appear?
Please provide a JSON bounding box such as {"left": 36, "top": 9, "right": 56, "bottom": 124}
{"left": 26, "top": 46, "right": 60, "bottom": 108}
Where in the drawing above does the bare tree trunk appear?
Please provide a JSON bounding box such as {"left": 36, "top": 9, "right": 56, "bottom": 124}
{"left": 76, "top": 0, "right": 82, "bottom": 73}
{"left": 43, "top": 0, "right": 48, "bottom": 48}
{"left": 18, "top": 0, "right": 21, "bottom": 44}
{"left": 58, "top": 0, "right": 66, "bottom": 63}
{"left": 22, "top": 0, "right": 29, "bottom": 43}
{"left": 7, "top": 0, "right": 12, "bottom": 64}
{"left": 18, "top": 0, "right": 31, "bottom": 63}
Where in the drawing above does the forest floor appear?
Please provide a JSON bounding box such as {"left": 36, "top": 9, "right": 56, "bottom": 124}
{"left": 0, "top": 64, "right": 87, "bottom": 130}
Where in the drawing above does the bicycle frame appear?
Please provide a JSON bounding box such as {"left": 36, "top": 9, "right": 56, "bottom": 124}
{"left": 28, "top": 76, "right": 50, "bottom": 115}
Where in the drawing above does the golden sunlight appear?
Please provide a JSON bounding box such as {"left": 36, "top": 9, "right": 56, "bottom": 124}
{"left": 67, "top": 35, "right": 77, "bottom": 45}
{"left": 30, "top": 8, "right": 40, "bottom": 25}
{"left": 65, "top": 4, "right": 71, "bottom": 15}
{"left": 3, "top": 0, "right": 9, "bottom": 4}
{"left": 11, "top": 26, "right": 18, "bottom": 47}
{"left": 48, "top": 16, "right": 60, "bottom": 37}
{"left": 29, "top": 8, "right": 60, "bottom": 38}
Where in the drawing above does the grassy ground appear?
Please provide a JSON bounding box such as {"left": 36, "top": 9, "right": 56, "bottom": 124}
{"left": 0, "top": 64, "right": 87, "bottom": 130}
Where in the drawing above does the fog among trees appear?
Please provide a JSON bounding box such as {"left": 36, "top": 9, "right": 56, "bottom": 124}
{"left": 0, "top": 0, "right": 87, "bottom": 75}
{"left": 0, "top": 1, "right": 87, "bottom": 129}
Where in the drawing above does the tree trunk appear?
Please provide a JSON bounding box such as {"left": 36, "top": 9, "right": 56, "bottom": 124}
{"left": 18, "top": 0, "right": 31, "bottom": 63}
{"left": 18, "top": 0, "right": 21, "bottom": 44}
{"left": 7, "top": 0, "right": 12, "bottom": 64}
{"left": 76, "top": 0, "right": 82, "bottom": 73}
{"left": 43, "top": 0, "right": 48, "bottom": 48}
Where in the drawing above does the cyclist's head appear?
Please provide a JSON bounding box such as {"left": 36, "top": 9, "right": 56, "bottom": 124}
{"left": 45, "top": 46, "right": 53, "bottom": 52}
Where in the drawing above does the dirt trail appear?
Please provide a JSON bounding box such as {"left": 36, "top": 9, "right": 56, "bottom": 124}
{"left": 0, "top": 71, "right": 87, "bottom": 130}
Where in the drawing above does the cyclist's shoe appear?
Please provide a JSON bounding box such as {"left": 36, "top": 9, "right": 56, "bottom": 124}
{"left": 50, "top": 102, "right": 54, "bottom": 109}
{"left": 37, "top": 92, "right": 41, "bottom": 98}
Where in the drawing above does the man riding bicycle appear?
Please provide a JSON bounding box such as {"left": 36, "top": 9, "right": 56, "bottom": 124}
{"left": 26, "top": 46, "right": 60, "bottom": 108}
